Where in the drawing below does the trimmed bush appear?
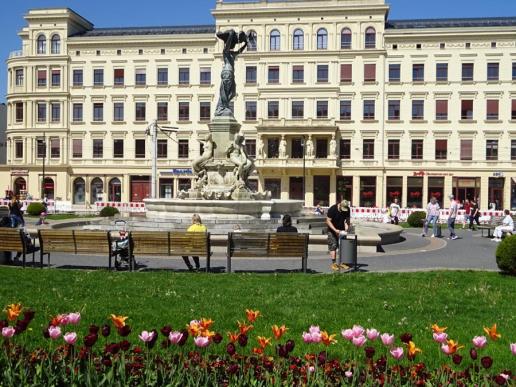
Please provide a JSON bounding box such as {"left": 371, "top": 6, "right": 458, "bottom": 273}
{"left": 99, "top": 206, "right": 120, "bottom": 217}
{"left": 407, "top": 211, "right": 427, "bottom": 227}
{"left": 26, "top": 202, "right": 46, "bottom": 216}
{"left": 496, "top": 234, "right": 516, "bottom": 274}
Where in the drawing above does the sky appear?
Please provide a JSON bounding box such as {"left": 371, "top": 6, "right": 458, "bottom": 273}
{"left": 1, "top": 0, "right": 516, "bottom": 102}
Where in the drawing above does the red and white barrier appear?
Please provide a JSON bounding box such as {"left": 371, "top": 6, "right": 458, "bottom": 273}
{"left": 95, "top": 202, "right": 146, "bottom": 213}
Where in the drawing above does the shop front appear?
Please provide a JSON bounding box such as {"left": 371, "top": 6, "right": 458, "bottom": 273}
{"left": 386, "top": 177, "right": 402, "bottom": 206}
{"left": 428, "top": 177, "right": 444, "bottom": 206}
{"left": 336, "top": 176, "right": 353, "bottom": 203}
{"left": 360, "top": 176, "right": 376, "bottom": 207}
{"left": 407, "top": 177, "right": 423, "bottom": 208}
{"left": 488, "top": 177, "right": 504, "bottom": 210}
{"left": 452, "top": 177, "right": 480, "bottom": 203}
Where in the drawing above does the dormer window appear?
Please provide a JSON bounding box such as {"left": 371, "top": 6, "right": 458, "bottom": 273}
{"left": 37, "top": 35, "right": 46, "bottom": 54}
{"left": 51, "top": 34, "right": 60, "bottom": 54}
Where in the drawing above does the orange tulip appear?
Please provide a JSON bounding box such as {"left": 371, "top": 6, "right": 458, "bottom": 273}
{"left": 110, "top": 314, "right": 128, "bottom": 329}
{"left": 237, "top": 320, "right": 254, "bottom": 335}
{"left": 200, "top": 329, "right": 215, "bottom": 338}
{"left": 227, "top": 331, "right": 239, "bottom": 343}
{"left": 431, "top": 324, "right": 447, "bottom": 333}
{"left": 272, "top": 324, "right": 288, "bottom": 340}
{"left": 257, "top": 336, "right": 272, "bottom": 349}
{"left": 200, "top": 318, "right": 214, "bottom": 330}
{"left": 483, "top": 324, "right": 501, "bottom": 341}
{"left": 443, "top": 339, "right": 464, "bottom": 355}
{"left": 187, "top": 320, "right": 202, "bottom": 337}
{"left": 6, "top": 303, "right": 22, "bottom": 322}
{"left": 321, "top": 330, "right": 337, "bottom": 346}
{"left": 407, "top": 341, "right": 422, "bottom": 359}
{"left": 252, "top": 347, "right": 264, "bottom": 355}
{"left": 245, "top": 309, "right": 261, "bottom": 323}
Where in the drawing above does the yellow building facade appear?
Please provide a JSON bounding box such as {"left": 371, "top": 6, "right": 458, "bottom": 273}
{"left": 3, "top": 0, "right": 516, "bottom": 210}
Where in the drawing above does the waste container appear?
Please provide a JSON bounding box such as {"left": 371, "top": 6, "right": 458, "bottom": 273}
{"left": 339, "top": 234, "right": 358, "bottom": 271}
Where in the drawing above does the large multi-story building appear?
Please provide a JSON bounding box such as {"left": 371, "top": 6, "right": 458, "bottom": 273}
{"left": 2, "top": 0, "right": 516, "bottom": 210}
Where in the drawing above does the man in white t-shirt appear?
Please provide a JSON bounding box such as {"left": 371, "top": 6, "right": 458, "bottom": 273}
{"left": 492, "top": 210, "right": 514, "bottom": 242}
{"left": 389, "top": 198, "right": 401, "bottom": 225}
{"left": 447, "top": 194, "right": 459, "bottom": 240}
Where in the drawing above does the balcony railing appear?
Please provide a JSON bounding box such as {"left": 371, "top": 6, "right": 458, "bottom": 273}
{"left": 9, "top": 50, "right": 23, "bottom": 59}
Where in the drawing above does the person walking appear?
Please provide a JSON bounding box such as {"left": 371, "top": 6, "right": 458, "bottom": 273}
{"left": 462, "top": 199, "right": 471, "bottom": 229}
{"left": 491, "top": 209, "right": 514, "bottom": 242}
{"left": 182, "top": 214, "right": 207, "bottom": 271}
{"left": 389, "top": 198, "right": 401, "bottom": 225}
{"left": 447, "top": 194, "right": 459, "bottom": 240}
{"left": 469, "top": 198, "right": 480, "bottom": 230}
{"left": 422, "top": 197, "right": 440, "bottom": 237}
{"left": 325, "top": 199, "right": 350, "bottom": 271}
{"left": 276, "top": 214, "right": 298, "bottom": 233}
{"left": 8, "top": 195, "right": 24, "bottom": 228}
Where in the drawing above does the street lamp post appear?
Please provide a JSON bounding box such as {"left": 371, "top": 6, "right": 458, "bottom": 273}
{"left": 302, "top": 135, "right": 306, "bottom": 205}
{"left": 40, "top": 134, "right": 46, "bottom": 200}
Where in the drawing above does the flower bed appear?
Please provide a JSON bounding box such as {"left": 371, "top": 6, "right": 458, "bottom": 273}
{"left": 1, "top": 304, "right": 514, "bottom": 385}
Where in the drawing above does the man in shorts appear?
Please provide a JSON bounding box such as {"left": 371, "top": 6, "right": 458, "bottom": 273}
{"left": 326, "top": 199, "right": 350, "bottom": 271}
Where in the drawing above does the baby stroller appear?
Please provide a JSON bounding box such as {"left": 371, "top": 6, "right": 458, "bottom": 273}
{"left": 111, "top": 220, "right": 133, "bottom": 270}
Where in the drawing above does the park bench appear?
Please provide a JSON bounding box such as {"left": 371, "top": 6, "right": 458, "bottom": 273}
{"left": 477, "top": 215, "right": 516, "bottom": 238}
{"left": 226, "top": 232, "right": 309, "bottom": 273}
{"left": 128, "top": 231, "right": 211, "bottom": 272}
{"left": 0, "top": 228, "right": 39, "bottom": 267}
{"left": 38, "top": 230, "right": 112, "bottom": 268}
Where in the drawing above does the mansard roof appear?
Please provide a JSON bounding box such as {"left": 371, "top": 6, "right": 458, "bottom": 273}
{"left": 70, "top": 25, "right": 216, "bottom": 37}
{"left": 386, "top": 17, "right": 516, "bottom": 30}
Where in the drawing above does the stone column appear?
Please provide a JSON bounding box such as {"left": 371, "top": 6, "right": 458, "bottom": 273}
{"left": 503, "top": 176, "right": 511, "bottom": 210}
{"left": 353, "top": 175, "right": 360, "bottom": 207}
{"left": 401, "top": 176, "right": 408, "bottom": 208}
{"left": 329, "top": 170, "right": 336, "bottom": 205}
{"left": 480, "top": 176, "right": 489, "bottom": 210}
{"left": 422, "top": 175, "right": 429, "bottom": 208}
{"left": 305, "top": 172, "right": 313, "bottom": 207}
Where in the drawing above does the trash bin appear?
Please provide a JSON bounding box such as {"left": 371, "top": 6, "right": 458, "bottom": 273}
{"left": 339, "top": 234, "right": 358, "bottom": 270}
{"left": 1, "top": 251, "right": 12, "bottom": 265}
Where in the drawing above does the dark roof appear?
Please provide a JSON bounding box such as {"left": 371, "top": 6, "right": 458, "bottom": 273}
{"left": 386, "top": 17, "right": 516, "bottom": 30}
{"left": 70, "top": 25, "right": 216, "bottom": 38}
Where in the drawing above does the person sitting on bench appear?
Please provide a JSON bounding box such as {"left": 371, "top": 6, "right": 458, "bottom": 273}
{"left": 491, "top": 209, "right": 514, "bottom": 242}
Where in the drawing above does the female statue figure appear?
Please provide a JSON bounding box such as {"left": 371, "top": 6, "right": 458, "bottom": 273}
{"left": 305, "top": 135, "right": 314, "bottom": 158}
{"left": 329, "top": 134, "right": 337, "bottom": 157}
{"left": 279, "top": 136, "right": 287, "bottom": 158}
{"left": 226, "top": 132, "right": 254, "bottom": 183}
{"left": 192, "top": 133, "right": 214, "bottom": 178}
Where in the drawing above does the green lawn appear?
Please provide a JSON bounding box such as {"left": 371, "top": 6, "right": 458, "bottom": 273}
{"left": 0, "top": 268, "right": 514, "bottom": 371}
{"left": 26, "top": 213, "right": 98, "bottom": 220}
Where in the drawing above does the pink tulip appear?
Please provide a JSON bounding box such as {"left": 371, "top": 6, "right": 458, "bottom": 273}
{"left": 500, "top": 373, "right": 509, "bottom": 381}
{"left": 194, "top": 336, "right": 210, "bottom": 348}
{"left": 168, "top": 331, "right": 183, "bottom": 345}
{"left": 66, "top": 313, "right": 81, "bottom": 325}
{"left": 308, "top": 366, "right": 315, "bottom": 373}
{"left": 64, "top": 332, "right": 77, "bottom": 345}
{"left": 302, "top": 332, "right": 313, "bottom": 343}
{"left": 309, "top": 325, "right": 320, "bottom": 335}
{"left": 352, "top": 335, "right": 367, "bottom": 347}
{"left": 351, "top": 325, "right": 364, "bottom": 338}
{"left": 441, "top": 344, "right": 452, "bottom": 355}
{"left": 56, "top": 314, "right": 68, "bottom": 325}
{"left": 390, "top": 347, "right": 404, "bottom": 360}
{"left": 2, "top": 326, "right": 15, "bottom": 338}
{"left": 433, "top": 332, "right": 448, "bottom": 344}
{"left": 48, "top": 326, "right": 62, "bottom": 340}
{"left": 510, "top": 343, "right": 516, "bottom": 356}
{"left": 380, "top": 333, "right": 395, "bottom": 346}
{"left": 366, "top": 328, "right": 379, "bottom": 341}
{"left": 345, "top": 370, "right": 353, "bottom": 378}
{"left": 138, "top": 330, "right": 156, "bottom": 343}
{"left": 472, "top": 336, "right": 487, "bottom": 349}
{"left": 303, "top": 326, "right": 322, "bottom": 343}
{"left": 341, "top": 329, "right": 354, "bottom": 341}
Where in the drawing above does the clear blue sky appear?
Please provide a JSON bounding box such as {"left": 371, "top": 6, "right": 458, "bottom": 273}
{"left": 1, "top": 0, "right": 516, "bottom": 102}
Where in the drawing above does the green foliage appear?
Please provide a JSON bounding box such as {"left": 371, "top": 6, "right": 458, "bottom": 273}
{"left": 99, "top": 206, "right": 120, "bottom": 217}
{"left": 26, "top": 202, "right": 46, "bottom": 216}
{"left": 407, "top": 211, "right": 427, "bottom": 227}
{"left": 496, "top": 234, "right": 516, "bottom": 274}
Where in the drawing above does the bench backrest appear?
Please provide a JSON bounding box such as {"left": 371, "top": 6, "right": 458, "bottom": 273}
{"left": 228, "top": 232, "right": 309, "bottom": 258}
{"left": 38, "top": 230, "right": 111, "bottom": 254}
{"left": 130, "top": 231, "right": 210, "bottom": 257}
{"left": 0, "top": 228, "right": 25, "bottom": 253}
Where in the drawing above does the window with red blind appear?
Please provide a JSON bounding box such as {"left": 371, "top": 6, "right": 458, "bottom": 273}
{"left": 435, "top": 139, "right": 447, "bottom": 160}
{"left": 461, "top": 100, "right": 473, "bottom": 120}
{"left": 364, "top": 64, "right": 376, "bottom": 82}
{"left": 37, "top": 70, "right": 46, "bottom": 87}
{"left": 436, "top": 100, "right": 448, "bottom": 120}
{"left": 460, "top": 139, "right": 473, "bottom": 160}
{"left": 72, "top": 139, "right": 82, "bottom": 158}
{"left": 512, "top": 100, "right": 516, "bottom": 120}
{"left": 114, "top": 69, "right": 124, "bottom": 85}
{"left": 486, "top": 100, "right": 499, "bottom": 120}
{"left": 340, "top": 64, "right": 352, "bottom": 82}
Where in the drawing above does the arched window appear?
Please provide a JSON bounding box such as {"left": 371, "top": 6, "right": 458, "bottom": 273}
{"left": 365, "top": 27, "right": 376, "bottom": 49}
{"left": 270, "top": 29, "right": 280, "bottom": 51}
{"left": 43, "top": 177, "right": 54, "bottom": 200}
{"left": 14, "top": 177, "right": 26, "bottom": 196}
{"left": 247, "top": 30, "right": 257, "bottom": 51}
{"left": 341, "top": 28, "right": 352, "bottom": 49}
{"left": 51, "top": 34, "right": 60, "bottom": 54}
{"left": 316, "top": 28, "right": 328, "bottom": 50}
{"left": 73, "top": 178, "right": 85, "bottom": 204}
{"left": 108, "top": 178, "right": 122, "bottom": 202}
{"left": 293, "top": 29, "right": 304, "bottom": 50}
{"left": 37, "top": 35, "right": 46, "bottom": 54}
{"left": 90, "top": 177, "right": 103, "bottom": 204}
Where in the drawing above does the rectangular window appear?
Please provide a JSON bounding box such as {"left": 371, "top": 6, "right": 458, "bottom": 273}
{"left": 388, "top": 64, "right": 400, "bottom": 82}
{"left": 513, "top": 100, "right": 516, "bottom": 120}
{"left": 268, "top": 101, "right": 279, "bottom": 119}
{"left": 200, "top": 68, "right": 211, "bottom": 85}
{"left": 113, "top": 102, "right": 124, "bottom": 121}
{"left": 412, "top": 100, "right": 424, "bottom": 120}
{"left": 157, "top": 139, "right": 167, "bottom": 159}
{"left": 93, "top": 69, "right": 104, "bottom": 86}
{"left": 316, "top": 101, "right": 328, "bottom": 119}
{"left": 37, "top": 139, "right": 46, "bottom": 158}
{"left": 412, "top": 64, "right": 424, "bottom": 82}
{"left": 268, "top": 66, "right": 280, "bottom": 83}
{"left": 71, "top": 103, "right": 82, "bottom": 122}
{"left": 157, "top": 102, "right": 168, "bottom": 121}
{"left": 411, "top": 139, "right": 423, "bottom": 160}
{"left": 157, "top": 68, "right": 168, "bottom": 85}
{"left": 50, "top": 138, "right": 60, "bottom": 158}
{"left": 114, "top": 68, "right": 124, "bottom": 86}
{"left": 51, "top": 70, "right": 60, "bottom": 87}
{"left": 339, "top": 139, "right": 351, "bottom": 159}
{"left": 291, "top": 138, "right": 303, "bottom": 158}
{"left": 388, "top": 100, "right": 400, "bottom": 120}
{"left": 486, "top": 140, "right": 498, "bottom": 160}
{"left": 512, "top": 139, "right": 516, "bottom": 160}
{"left": 37, "top": 70, "right": 46, "bottom": 87}
{"left": 135, "top": 68, "right": 146, "bottom": 85}
{"left": 317, "top": 64, "right": 328, "bottom": 82}
{"left": 292, "top": 101, "right": 304, "bottom": 118}
{"left": 462, "top": 63, "right": 474, "bottom": 81}
{"left": 487, "top": 63, "right": 499, "bottom": 81}
{"left": 436, "top": 63, "right": 448, "bottom": 81}
{"left": 37, "top": 103, "right": 46, "bottom": 122}
{"left": 200, "top": 102, "right": 211, "bottom": 121}
{"left": 486, "top": 99, "right": 499, "bottom": 120}
{"left": 15, "top": 141, "right": 23, "bottom": 158}
{"left": 363, "top": 100, "right": 375, "bottom": 120}
{"left": 178, "top": 68, "right": 189, "bottom": 85}
{"left": 292, "top": 65, "right": 304, "bottom": 83}
{"left": 461, "top": 100, "right": 473, "bottom": 120}
{"left": 93, "top": 103, "right": 103, "bottom": 122}
{"left": 436, "top": 100, "right": 448, "bottom": 120}
{"left": 245, "top": 139, "right": 256, "bottom": 158}
{"left": 51, "top": 103, "right": 60, "bottom": 122}
{"left": 340, "top": 64, "right": 352, "bottom": 83}
{"left": 92, "top": 139, "right": 103, "bottom": 158}
{"left": 133, "top": 102, "right": 145, "bottom": 121}
{"left": 388, "top": 139, "right": 400, "bottom": 160}
{"left": 316, "top": 139, "right": 328, "bottom": 158}
{"left": 178, "top": 102, "right": 189, "bottom": 121}
{"left": 460, "top": 139, "right": 473, "bottom": 160}
{"left": 15, "top": 103, "right": 23, "bottom": 122}
{"left": 15, "top": 69, "right": 24, "bottom": 86}
{"left": 246, "top": 66, "right": 257, "bottom": 84}
{"left": 513, "top": 63, "right": 516, "bottom": 81}
{"left": 135, "top": 139, "right": 146, "bottom": 158}
{"left": 267, "top": 138, "right": 279, "bottom": 158}
{"left": 245, "top": 101, "right": 257, "bottom": 120}
{"left": 364, "top": 63, "right": 376, "bottom": 82}
{"left": 340, "top": 100, "right": 351, "bottom": 121}
{"left": 264, "top": 178, "right": 281, "bottom": 199}
{"left": 72, "top": 69, "right": 83, "bottom": 86}
{"left": 113, "top": 139, "right": 124, "bottom": 158}
{"left": 72, "top": 139, "right": 82, "bottom": 158}
{"left": 363, "top": 139, "right": 374, "bottom": 159}
{"left": 435, "top": 139, "right": 447, "bottom": 160}
{"left": 178, "top": 139, "right": 189, "bottom": 158}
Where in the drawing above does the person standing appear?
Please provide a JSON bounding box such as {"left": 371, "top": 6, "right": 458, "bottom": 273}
{"left": 325, "top": 199, "right": 350, "bottom": 271}
{"left": 276, "top": 214, "right": 298, "bottom": 233}
{"left": 422, "top": 197, "right": 440, "bottom": 237}
{"left": 182, "top": 214, "right": 207, "bottom": 271}
{"left": 447, "top": 194, "right": 459, "bottom": 240}
{"left": 389, "top": 198, "right": 401, "bottom": 225}
{"left": 491, "top": 209, "right": 514, "bottom": 242}
{"left": 469, "top": 198, "right": 480, "bottom": 230}
{"left": 462, "top": 199, "right": 471, "bottom": 229}
{"left": 8, "top": 195, "right": 24, "bottom": 228}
